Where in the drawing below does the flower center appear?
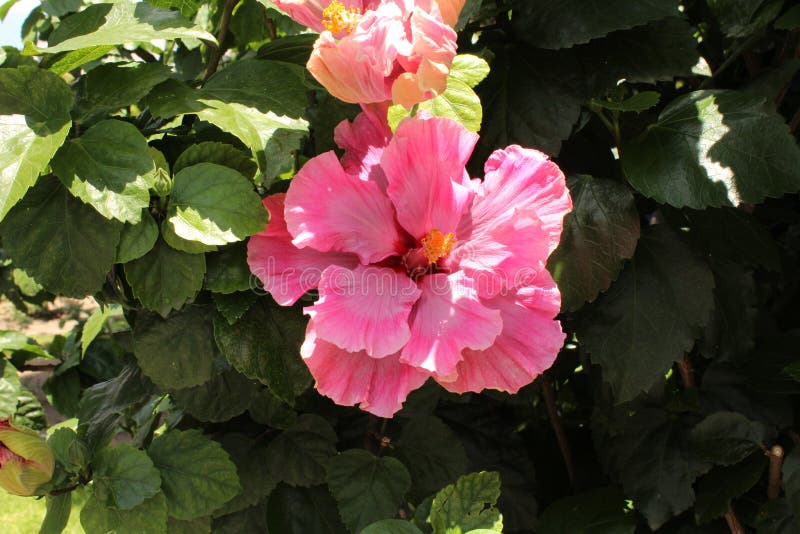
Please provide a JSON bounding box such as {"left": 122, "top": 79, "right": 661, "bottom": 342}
{"left": 421, "top": 228, "right": 455, "bottom": 264}
{"left": 322, "top": 1, "right": 361, "bottom": 34}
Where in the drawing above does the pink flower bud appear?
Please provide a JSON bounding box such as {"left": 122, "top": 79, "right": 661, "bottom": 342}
{"left": 0, "top": 419, "right": 55, "bottom": 496}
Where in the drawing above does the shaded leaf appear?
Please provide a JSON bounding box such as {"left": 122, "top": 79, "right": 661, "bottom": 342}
{"left": 80, "top": 492, "right": 168, "bottom": 534}
{"left": 93, "top": 444, "right": 162, "bottom": 510}
{"left": 266, "top": 414, "right": 337, "bottom": 487}
{"left": 266, "top": 484, "right": 347, "bottom": 534}
{"left": 536, "top": 487, "right": 635, "bottom": 534}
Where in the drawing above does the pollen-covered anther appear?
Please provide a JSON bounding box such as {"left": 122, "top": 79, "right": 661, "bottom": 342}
{"left": 421, "top": 228, "right": 455, "bottom": 264}
{"left": 322, "top": 0, "right": 361, "bottom": 34}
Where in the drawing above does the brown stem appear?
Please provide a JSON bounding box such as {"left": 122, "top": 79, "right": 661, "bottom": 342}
{"left": 768, "top": 445, "right": 785, "bottom": 499}
{"left": 789, "top": 107, "right": 800, "bottom": 134}
{"left": 204, "top": 0, "right": 237, "bottom": 81}
{"left": 724, "top": 505, "right": 746, "bottom": 534}
{"left": 542, "top": 375, "right": 576, "bottom": 487}
{"left": 266, "top": 17, "right": 278, "bottom": 41}
{"left": 677, "top": 355, "right": 696, "bottom": 389}
{"left": 49, "top": 483, "right": 80, "bottom": 496}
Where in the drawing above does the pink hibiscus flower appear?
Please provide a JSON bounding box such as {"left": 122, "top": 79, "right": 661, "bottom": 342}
{"left": 271, "top": 0, "right": 459, "bottom": 108}
{"left": 248, "top": 111, "right": 572, "bottom": 417}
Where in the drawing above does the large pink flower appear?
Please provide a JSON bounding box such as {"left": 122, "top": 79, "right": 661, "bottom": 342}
{"left": 272, "top": 0, "right": 458, "bottom": 108}
{"left": 248, "top": 112, "right": 572, "bottom": 417}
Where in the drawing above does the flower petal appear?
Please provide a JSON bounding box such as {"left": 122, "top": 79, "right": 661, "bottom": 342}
{"left": 383, "top": 116, "right": 476, "bottom": 238}
{"left": 477, "top": 145, "right": 572, "bottom": 254}
{"left": 285, "top": 151, "right": 405, "bottom": 264}
{"left": 334, "top": 103, "right": 392, "bottom": 190}
{"left": 247, "top": 194, "right": 359, "bottom": 305}
{"left": 441, "top": 269, "right": 565, "bottom": 394}
{"left": 305, "top": 265, "right": 421, "bottom": 357}
{"left": 400, "top": 273, "right": 502, "bottom": 378}
{"left": 301, "top": 325, "right": 430, "bottom": 417}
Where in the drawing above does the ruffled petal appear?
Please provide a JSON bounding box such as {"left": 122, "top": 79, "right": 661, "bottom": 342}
{"left": 285, "top": 151, "right": 405, "bottom": 264}
{"left": 475, "top": 145, "right": 572, "bottom": 254}
{"left": 400, "top": 273, "right": 502, "bottom": 379}
{"left": 435, "top": 0, "right": 465, "bottom": 27}
{"left": 334, "top": 103, "right": 392, "bottom": 190}
{"left": 301, "top": 325, "right": 430, "bottom": 417}
{"left": 441, "top": 269, "right": 565, "bottom": 394}
{"left": 305, "top": 265, "right": 421, "bottom": 357}
{"left": 409, "top": 7, "right": 456, "bottom": 95}
{"left": 383, "top": 116, "right": 476, "bottom": 238}
{"left": 247, "top": 194, "right": 359, "bottom": 305}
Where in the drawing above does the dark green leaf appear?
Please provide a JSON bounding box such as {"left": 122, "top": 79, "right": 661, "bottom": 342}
{"left": 166, "top": 163, "right": 266, "bottom": 246}
{"left": 0, "top": 66, "right": 72, "bottom": 220}
{"left": 536, "top": 487, "right": 635, "bottom": 534}
{"left": 394, "top": 415, "right": 468, "bottom": 503}
{"left": 326, "top": 449, "right": 412, "bottom": 532}
{"left": 708, "top": 0, "right": 782, "bottom": 37}
{"left": 28, "top": 1, "right": 215, "bottom": 54}
{"left": 776, "top": 4, "right": 800, "bottom": 29}
{"left": 428, "top": 471, "right": 503, "bottom": 534}
{"left": 548, "top": 175, "right": 640, "bottom": 312}
{"left": 622, "top": 90, "right": 800, "bottom": 208}
{"left": 213, "top": 300, "right": 311, "bottom": 404}
{"left": 579, "top": 225, "right": 714, "bottom": 401}
{"left": 204, "top": 243, "right": 252, "bottom": 294}
{"left": 125, "top": 238, "right": 206, "bottom": 317}
{"left": 248, "top": 387, "right": 298, "bottom": 429}
{"left": 116, "top": 211, "right": 159, "bottom": 264}
{"left": 1, "top": 179, "right": 123, "bottom": 298}
{"left": 690, "top": 411, "right": 773, "bottom": 465}
{"left": 75, "top": 62, "right": 171, "bottom": 123}
{"left": 230, "top": 0, "right": 270, "bottom": 49}
{"left": 173, "top": 142, "right": 257, "bottom": 179}
{"left": 52, "top": 119, "right": 155, "bottom": 223}
{"left": 170, "top": 368, "right": 258, "bottom": 423}
{"left": 212, "top": 291, "right": 259, "bottom": 325}
{"left": 145, "top": 0, "right": 200, "bottom": 18}
{"left": 133, "top": 306, "right": 216, "bottom": 390}
{"left": 591, "top": 92, "right": 660, "bottom": 112}
{"left": 512, "top": 0, "right": 679, "bottom": 49}
{"left": 47, "top": 427, "right": 87, "bottom": 473}
{"left": 266, "top": 414, "right": 337, "bottom": 487}
{"left": 256, "top": 34, "right": 316, "bottom": 64}
{"left": 147, "top": 429, "right": 241, "bottom": 520}
{"left": 694, "top": 453, "right": 766, "bottom": 524}
{"left": 362, "top": 520, "right": 424, "bottom": 534}
{"left": 211, "top": 502, "right": 269, "bottom": 533}
{"left": 783, "top": 448, "right": 800, "bottom": 515}
{"left": 93, "top": 444, "right": 162, "bottom": 510}
{"left": 266, "top": 484, "right": 347, "bottom": 534}
{"left": 214, "top": 433, "right": 277, "bottom": 517}
{"left": 80, "top": 492, "right": 168, "bottom": 534}
{"left": 167, "top": 516, "right": 212, "bottom": 534}
{"left": 40, "top": 493, "right": 72, "bottom": 534}
{"left": 754, "top": 498, "right": 799, "bottom": 534}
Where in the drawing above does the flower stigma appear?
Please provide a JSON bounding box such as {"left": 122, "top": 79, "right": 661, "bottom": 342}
{"left": 421, "top": 228, "right": 455, "bottom": 264}
{"left": 322, "top": 0, "right": 361, "bottom": 34}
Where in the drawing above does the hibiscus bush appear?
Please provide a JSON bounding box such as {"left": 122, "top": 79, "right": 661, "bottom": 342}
{"left": 2, "top": 0, "right": 800, "bottom": 532}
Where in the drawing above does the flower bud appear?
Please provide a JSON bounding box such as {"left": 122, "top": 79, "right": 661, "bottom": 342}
{"left": 0, "top": 419, "right": 55, "bottom": 496}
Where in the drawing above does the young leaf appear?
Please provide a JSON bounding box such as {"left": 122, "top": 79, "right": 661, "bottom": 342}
{"left": 326, "top": 449, "right": 412, "bottom": 532}
{"left": 81, "top": 305, "right": 112, "bottom": 357}
{"left": 92, "top": 444, "right": 162, "bottom": 510}
{"left": 147, "top": 429, "right": 241, "bottom": 520}
{"left": 428, "top": 471, "right": 503, "bottom": 534}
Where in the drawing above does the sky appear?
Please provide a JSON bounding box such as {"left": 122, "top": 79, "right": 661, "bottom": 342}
{"left": 0, "top": 0, "right": 39, "bottom": 48}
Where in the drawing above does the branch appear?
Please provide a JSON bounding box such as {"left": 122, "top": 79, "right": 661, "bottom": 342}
{"left": 204, "top": 0, "right": 237, "bottom": 81}
{"left": 677, "top": 355, "right": 696, "bottom": 389}
{"left": 768, "top": 445, "right": 785, "bottom": 499}
{"left": 724, "top": 505, "right": 746, "bottom": 534}
{"left": 542, "top": 375, "right": 577, "bottom": 487}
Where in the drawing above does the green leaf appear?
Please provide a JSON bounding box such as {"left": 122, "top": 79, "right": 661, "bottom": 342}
{"left": 754, "top": 498, "right": 799, "bottom": 534}
{"left": 161, "top": 222, "right": 217, "bottom": 254}
{"left": 256, "top": 33, "right": 317, "bottom": 64}
{"left": 81, "top": 305, "right": 112, "bottom": 357}
{"left": 595, "top": 399, "right": 711, "bottom": 529}
{"left": 326, "top": 449, "right": 412, "bottom": 533}
{"left": 394, "top": 415, "right": 468, "bottom": 503}
{"left": 133, "top": 306, "right": 216, "bottom": 390}
{"left": 266, "top": 484, "right": 347, "bottom": 534}
{"left": 40, "top": 493, "right": 72, "bottom": 534}
{"left": 173, "top": 142, "right": 257, "bottom": 178}
{"left": 547, "top": 175, "right": 640, "bottom": 312}
{"left": 147, "top": 429, "right": 241, "bottom": 520}
{"left": 214, "top": 433, "right": 277, "bottom": 517}
{"left": 93, "top": 444, "right": 162, "bottom": 510}
{"left": 230, "top": 0, "right": 270, "bottom": 49}
{"left": 247, "top": 387, "right": 298, "bottom": 429}
{"left": 75, "top": 62, "right": 171, "bottom": 123}
{"left": 170, "top": 368, "right": 258, "bottom": 423}
{"left": 47, "top": 427, "right": 87, "bottom": 473}
{"left": 477, "top": 46, "right": 585, "bottom": 156}
{"left": 449, "top": 54, "right": 490, "bottom": 87}
{"left": 28, "top": 1, "right": 216, "bottom": 55}
{"left": 145, "top": 0, "right": 200, "bottom": 18}
{"left": 213, "top": 300, "right": 311, "bottom": 404}
{"left": 428, "top": 471, "right": 503, "bottom": 534}
{"left": 694, "top": 453, "right": 766, "bottom": 524}
{"left": 0, "top": 67, "right": 72, "bottom": 221}
{"left": 47, "top": 46, "right": 116, "bottom": 76}
{"left": 166, "top": 163, "right": 266, "bottom": 246}
{"left": 776, "top": 4, "right": 800, "bottom": 29}
{"left": 512, "top": 0, "right": 679, "bottom": 49}
{"left": 591, "top": 92, "right": 660, "bottom": 112}
{"left": 77, "top": 364, "right": 155, "bottom": 453}
{"left": 212, "top": 291, "right": 259, "bottom": 325}
{"left": 52, "top": 120, "right": 155, "bottom": 224}
{"left": 622, "top": 90, "right": 800, "bottom": 208}
{"left": 204, "top": 243, "right": 252, "bottom": 294}
{"left": 0, "top": 359, "right": 21, "bottom": 420}
{"left": 362, "top": 520, "right": 424, "bottom": 534}
{"left": 0, "top": 330, "right": 55, "bottom": 360}
{"left": 690, "top": 411, "right": 773, "bottom": 466}
{"left": 167, "top": 516, "right": 212, "bottom": 534}
{"left": 536, "top": 487, "right": 635, "bottom": 534}
{"left": 125, "top": 238, "right": 206, "bottom": 317}
{"left": 578, "top": 225, "right": 715, "bottom": 402}
{"left": 0, "top": 179, "right": 123, "bottom": 298}
{"left": 708, "top": 0, "right": 783, "bottom": 37}
{"left": 116, "top": 211, "right": 159, "bottom": 264}
{"left": 266, "top": 414, "right": 338, "bottom": 487}
{"left": 81, "top": 492, "right": 168, "bottom": 534}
